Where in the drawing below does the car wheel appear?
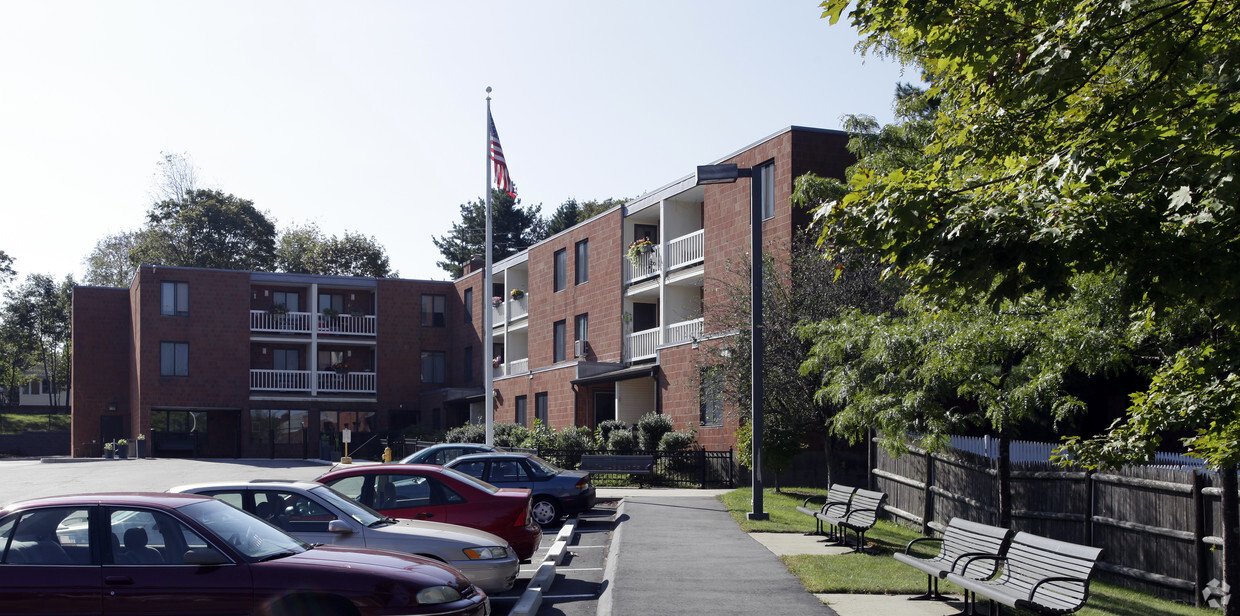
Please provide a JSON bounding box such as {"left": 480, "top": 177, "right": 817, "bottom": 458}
{"left": 531, "top": 497, "right": 561, "bottom": 527}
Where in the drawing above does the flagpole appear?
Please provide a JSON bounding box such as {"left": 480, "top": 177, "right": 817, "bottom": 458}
{"left": 483, "top": 87, "right": 495, "bottom": 447}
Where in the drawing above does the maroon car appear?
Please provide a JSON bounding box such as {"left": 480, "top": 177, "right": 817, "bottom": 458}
{"left": 0, "top": 493, "right": 489, "bottom": 616}
{"left": 317, "top": 464, "right": 542, "bottom": 561}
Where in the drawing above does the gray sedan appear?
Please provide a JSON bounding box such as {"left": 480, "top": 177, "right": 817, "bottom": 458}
{"left": 170, "top": 480, "right": 519, "bottom": 593}
{"left": 447, "top": 452, "right": 596, "bottom": 527}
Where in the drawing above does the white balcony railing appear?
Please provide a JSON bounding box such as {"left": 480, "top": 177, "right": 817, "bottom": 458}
{"left": 623, "top": 246, "right": 662, "bottom": 283}
{"left": 317, "top": 314, "right": 376, "bottom": 336}
{"left": 666, "top": 229, "right": 705, "bottom": 270}
{"left": 491, "top": 302, "right": 504, "bottom": 326}
{"left": 624, "top": 327, "right": 660, "bottom": 362}
{"left": 250, "top": 369, "right": 311, "bottom": 391}
{"left": 251, "top": 310, "right": 314, "bottom": 333}
{"left": 509, "top": 357, "right": 529, "bottom": 374}
{"left": 317, "top": 371, "right": 376, "bottom": 393}
{"left": 509, "top": 296, "right": 528, "bottom": 320}
{"left": 667, "top": 317, "right": 704, "bottom": 346}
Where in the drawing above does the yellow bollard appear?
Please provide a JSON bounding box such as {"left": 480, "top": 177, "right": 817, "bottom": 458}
{"left": 382, "top": 447, "right": 392, "bottom": 463}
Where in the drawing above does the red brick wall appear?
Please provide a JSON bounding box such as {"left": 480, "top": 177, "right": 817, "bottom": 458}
{"left": 376, "top": 278, "right": 459, "bottom": 414}
{"left": 71, "top": 286, "right": 132, "bottom": 457}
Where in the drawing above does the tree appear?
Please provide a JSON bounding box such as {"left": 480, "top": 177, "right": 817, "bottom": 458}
{"left": 432, "top": 189, "right": 548, "bottom": 278}
{"left": 275, "top": 223, "right": 397, "bottom": 278}
{"left": 131, "top": 188, "right": 277, "bottom": 271}
{"left": 546, "top": 198, "right": 627, "bottom": 235}
{"left": 2, "top": 274, "right": 74, "bottom": 414}
{"left": 0, "top": 250, "right": 14, "bottom": 288}
{"left": 152, "top": 151, "right": 198, "bottom": 206}
{"left": 83, "top": 231, "right": 140, "bottom": 287}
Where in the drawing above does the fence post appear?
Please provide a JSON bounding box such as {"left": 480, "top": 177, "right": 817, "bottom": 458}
{"left": 1084, "top": 470, "right": 1094, "bottom": 546}
{"left": 1193, "top": 469, "right": 1207, "bottom": 608}
{"left": 699, "top": 448, "right": 707, "bottom": 489}
{"left": 922, "top": 451, "right": 934, "bottom": 535}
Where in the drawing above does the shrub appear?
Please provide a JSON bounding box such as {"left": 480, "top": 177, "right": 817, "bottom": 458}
{"left": 520, "top": 419, "right": 555, "bottom": 451}
{"left": 607, "top": 428, "right": 637, "bottom": 453}
{"left": 444, "top": 423, "right": 485, "bottom": 443}
{"left": 637, "top": 412, "right": 674, "bottom": 451}
{"left": 658, "top": 430, "right": 696, "bottom": 451}
{"left": 595, "top": 420, "right": 627, "bottom": 451}
{"left": 493, "top": 423, "right": 530, "bottom": 448}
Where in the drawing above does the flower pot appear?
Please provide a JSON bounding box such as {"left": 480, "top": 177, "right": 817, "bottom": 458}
{"left": 118, "top": 445, "right": 129, "bottom": 460}
{"left": 136, "top": 440, "right": 147, "bottom": 459}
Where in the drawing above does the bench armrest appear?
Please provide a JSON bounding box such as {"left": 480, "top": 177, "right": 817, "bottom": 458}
{"left": 1027, "top": 576, "right": 1089, "bottom": 605}
{"left": 801, "top": 495, "right": 827, "bottom": 508}
{"left": 822, "top": 501, "right": 850, "bottom": 516}
{"left": 954, "top": 553, "right": 1006, "bottom": 579}
{"left": 903, "top": 536, "right": 942, "bottom": 555}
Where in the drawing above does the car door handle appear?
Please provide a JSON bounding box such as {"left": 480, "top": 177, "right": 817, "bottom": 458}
{"left": 414, "top": 513, "right": 434, "bottom": 519}
{"left": 105, "top": 576, "right": 134, "bottom": 585}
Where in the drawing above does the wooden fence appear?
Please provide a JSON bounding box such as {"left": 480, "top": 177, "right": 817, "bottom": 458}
{"left": 873, "top": 444, "right": 1225, "bottom": 605}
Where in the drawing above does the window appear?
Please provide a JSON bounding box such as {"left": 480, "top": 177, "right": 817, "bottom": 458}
{"left": 421, "top": 294, "right": 445, "bottom": 327}
{"left": 318, "top": 350, "right": 346, "bottom": 371}
{"left": 575, "top": 313, "right": 588, "bottom": 342}
{"left": 464, "top": 346, "right": 474, "bottom": 382}
{"left": 273, "top": 291, "right": 299, "bottom": 313}
{"left": 759, "top": 161, "right": 775, "bottom": 220}
{"left": 2, "top": 507, "right": 91, "bottom": 565}
{"left": 515, "top": 395, "right": 527, "bottom": 427}
{"left": 553, "top": 248, "right": 566, "bottom": 292}
{"left": 107, "top": 508, "right": 221, "bottom": 566}
{"left": 319, "top": 293, "right": 345, "bottom": 315}
{"left": 553, "top": 320, "right": 566, "bottom": 363}
{"left": 421, "top": 351, "right": 445, "bottom": 383}
{"left": 575, "top": 240, "right": 589, "bottom": 285}
{"left": 534, "top": 392, "right": 548, "bottom": 424}
{"left": 160, "top": 342, "right": 188, "bottom": 376}
{"left": 700, "top": 368, "right": 725, "bottom": 426}
{"left": 250, "top": 409, "right": 309, "bottom": 445}
{"left": 273, "top": 348, "right": 299, "bottom": 371}
{"left": 464, "top": 288, "right": 474, "bottom": 323}
{"left": 161, "top": 281, "right": 189, "bottom": 316}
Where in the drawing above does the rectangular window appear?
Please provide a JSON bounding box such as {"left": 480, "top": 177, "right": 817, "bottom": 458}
{"left": 160, "top": 281, "right": 189, "bottom": 316}
{"left": 534, "top": 392, "right": 548, "bottom": 425}
{"left": 700, "top": 368, "right": 725, "bottom": 426}
{"left": 421, "top": 294, "right": 445, "bottom": 327}
{"left": 553, "top": 320, "right": 566, "bottom": 363}
{"left": 515, "top": 395, "right": 527, "bottom": 427}
{"left": 464, "top": 346, "right": 474, "bottom": 382}
{"left": 759, "top": 161, "right": 775, "bottom": 220}
{"left": 273, "top": 348, "right": 300, "bottom": 370}
{"left": 319, "top": 293, "right": 345, "bottom": 315}
{"left": 464, "top": 288, "right": 474, "bottom": 323}
{"left": 553, "top": 248, "right": 566, "bottom": 292}
{"left": 421, "top": 351, "right": 445, "bottom": 383}
{"left": 574, "top": 313, "right": 588, "bottom": 342}
{"left": 273, "top": 291, "right": 300, "bottom": 313}
{"left": 160, "top": 342, "right": 189, "bottom": 376}
{"left": 575, "top": 239, "right": 589, "bottom": 285}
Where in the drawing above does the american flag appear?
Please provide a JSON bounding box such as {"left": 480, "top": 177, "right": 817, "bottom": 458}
{"left": 488, "top": 110, "right": 516, "bottom": 198}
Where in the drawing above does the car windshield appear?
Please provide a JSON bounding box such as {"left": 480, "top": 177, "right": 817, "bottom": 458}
{"left": 438, "top": 466, "right": 501, "bottom": 493}
{"left": 310, "top": 485, "right": 386, "bottom": 526}
{"left": 524, "top": 455, "right": 561, "bottom": 477}
{"left": 179, "top": 499, "right": 309, "bottom": 562}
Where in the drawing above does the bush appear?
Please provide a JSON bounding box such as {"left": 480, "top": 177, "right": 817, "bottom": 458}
{"left": 637, "top": 412, "right": 674, "bottom": 451}
{"left": 444, "top": 423, "right": 485, "bottom": 443}
{"left": 553, "top": 426, "right": 595, "bottom": 451}
{"left": 520, "top": 419, "right": 555, "bottom": 451}
{"left": 658, "top": 430, "right": 696, "bottom": 451}
{"left": 595, "top": 420, "right": 628, "bottom": 451}
{"left": 607, "top": 428, "right": 637, "bottom": 453}
{"left": 493, "top": 423, "right": 529, "bottom": 448}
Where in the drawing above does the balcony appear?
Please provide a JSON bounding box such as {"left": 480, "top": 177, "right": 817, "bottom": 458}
{"left": 622, "top": 317, "right": 704, "bottom": 362}
{"left": 667, "top": 317, "right": 703, "bottom": 346}
{"left": 250, "top": 310, "right": 376, "bottom": 336}
{"left": 622, "top": 229, "right": 704, "bottom": 284}
{"left": 492, "top": 357, "right": 530, "bottom": 379}
{"left": 249, "top": 369, "right": 376, "bottom": 394}
{"left": 490, "top": 296, "right": 529, "bottom": 328}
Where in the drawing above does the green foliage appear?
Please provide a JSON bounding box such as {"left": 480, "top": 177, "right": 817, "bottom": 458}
{"left": 443, "top": 423, "right": 485, "bottom": 443}
{"left": 635, "top": 412, "right": 673, "bottom": 451}
{"left": 83, "top": 231, "right": 140, "bottom": 287}
{"left": 132, "top": 188, "right": 277, "bottom": 271}
{"left": 275, "top": 223, "right": 396, "bottom": 278}
{"left": 550, "top": 425, "right": 594, "bottom": 451}
{"left": 519, "top": 419, "right": 555, "bottom": 451}
{"left": 2, "top": 274, "right": 73, "bottom": 415}
{"left": 606, "top": 428, "right": 636, "bottom": 453}
{"left": 595, "top": 420, "right": 627, "bottom": 451}
{"left": 545, "top": 198, "right": 625, "bottom": 235}
{"left": 432, "top": 189, "right": 548, "bottom": 278}
{"left": 492, "top": 422, "right": 529, "bottom": 448}
{"left": 657, "top": 430, "right": 695, "bottom": 452}
{"left": 0, "top": 413, "right": 70, "bottom": 434}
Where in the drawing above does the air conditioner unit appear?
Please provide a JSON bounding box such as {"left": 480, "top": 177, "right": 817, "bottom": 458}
{"left": 574, "top": 339, "right": 589, "bottom": 358}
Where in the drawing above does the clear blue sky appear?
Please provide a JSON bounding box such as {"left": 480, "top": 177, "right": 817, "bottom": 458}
{"left": 0, "top": 0, "right": 912, "bottom": 284}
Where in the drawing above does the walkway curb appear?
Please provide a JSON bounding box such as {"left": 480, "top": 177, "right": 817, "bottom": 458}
{"left": 596, "top": 499, "right": 625, "bottom": 616}
{"left": 509, "top": 517, "right": 578, "bottom": 616}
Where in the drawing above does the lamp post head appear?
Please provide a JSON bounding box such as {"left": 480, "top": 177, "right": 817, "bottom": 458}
{"left": 695, "top": 164, "right": 752, "bottom": 185}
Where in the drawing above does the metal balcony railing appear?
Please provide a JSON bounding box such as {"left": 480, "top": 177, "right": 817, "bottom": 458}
{"left": 624, "top": 328, "right": 660, "bottom": 361}
{"left": 665, "top": 229, "right": 704, "bottom": 270}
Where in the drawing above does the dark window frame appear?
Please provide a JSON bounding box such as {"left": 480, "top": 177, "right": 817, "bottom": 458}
{"left": 534, "top": 392, "right": 548, "bottom": 425}
{"left": 420, "top": 351, "right": 446, "bottom": 383}
{"left": 421, "top": 294, "right": 446, "bottom": 327}
{"left": 553, "top": 320, "right": 566, "bottom": 363}
{"left": 575, "top": 239, "right": 589, "bottom": 285}
{"left": 553, "top": 249, "right": 567, "bottom": 292}
{"left": 161, "top": 281, "right": 189, "bottom": 317}
{"left": 160, "top": 341, "right": 189, "bottom": 377}
{"left": 515, "top": 395, "right": 527, "bottom": 427}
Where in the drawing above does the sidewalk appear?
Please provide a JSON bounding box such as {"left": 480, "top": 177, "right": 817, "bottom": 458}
{"left": 596, "top": 488, "right": 962, "bottom": 616}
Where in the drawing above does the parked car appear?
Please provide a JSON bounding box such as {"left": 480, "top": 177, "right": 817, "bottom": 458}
{"left": 317, "top": 463, "right": 542, "bottom": 561}
{"left": 0, "top": 492, "right": 488, "bottom": 616}
{"left": 400, "top": 443, "right": 499, "bottom": 465}
{"left": 169, "top": 480, "right": 519, "bottom": 593}
{"left": 446, "top": 452, "right": 596, "bottom": 527}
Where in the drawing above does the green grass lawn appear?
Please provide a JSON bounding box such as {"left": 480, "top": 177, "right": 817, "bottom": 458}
{"left": 0, "top": 413, "right": 69, "bottom": 433}
{"left": 719, "top": 487, "right": 1216, "bottom": 616}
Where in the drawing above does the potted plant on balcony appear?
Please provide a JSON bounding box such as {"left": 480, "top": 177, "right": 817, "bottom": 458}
{"left": 626, "top": 238, "right": 655, "bottom": 267}
{"left": 509, "top": 288, "right": 525, "bottom": 301}
{"left": 492, "top": 296, "right": 503, "bottom": 307}
{"left": 492, "top": 355, "right": 502, "bottom": 368}
{"left": 136, "top": 433, "right": 146, "bottom": 459}
{"left": 332, "top": 361, "right": 350, "bottom": 375}
{"left": 117, "top": 439, "right": 129, "bottom": 460}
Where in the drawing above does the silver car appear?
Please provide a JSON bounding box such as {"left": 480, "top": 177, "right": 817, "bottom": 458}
{"left": 169, "top": 480, "right": 518, "bottom": 593}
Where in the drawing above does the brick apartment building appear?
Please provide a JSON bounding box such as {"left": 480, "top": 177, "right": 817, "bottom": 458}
{"left": 70, "top": 126, "right": 853, "bottom": 458}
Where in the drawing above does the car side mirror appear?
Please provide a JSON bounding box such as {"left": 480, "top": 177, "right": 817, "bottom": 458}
{"left": 183, "top": 548, "right": 231, "bottom": 566}
{"left": 327, "top": 519, "right": 354, "bottom": 534}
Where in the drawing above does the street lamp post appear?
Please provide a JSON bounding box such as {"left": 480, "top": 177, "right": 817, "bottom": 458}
{"left": 696, "top": 163, "right": 768, "bottom": 521}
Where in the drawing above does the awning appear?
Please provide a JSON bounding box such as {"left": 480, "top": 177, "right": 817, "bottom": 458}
{"left": 570, "top": 364, "right": 657, "bottom": 386}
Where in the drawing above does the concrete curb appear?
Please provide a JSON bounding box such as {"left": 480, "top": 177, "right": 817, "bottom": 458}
{"left": 509, "top": 517, "right": 578, "bottom": 616}
{"left": 596, "top": 498, "right": 625, "bottom": 616}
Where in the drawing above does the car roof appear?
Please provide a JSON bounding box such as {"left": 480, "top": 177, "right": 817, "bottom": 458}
{"left": 448, "top": 452, "right": 535, "bottom": 463}
{"left": 170, "top": 480, "right": 325, "bottom": 493}
{"left": 4, "top": 492, "right": 213, "bottom": 511}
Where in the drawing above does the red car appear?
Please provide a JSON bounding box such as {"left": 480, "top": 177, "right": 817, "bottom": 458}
{"left": 0, "top": 492, "right": 488, "bottom": 616}
{"left": 317, "top": 464, "right": 542, "bottom": 562}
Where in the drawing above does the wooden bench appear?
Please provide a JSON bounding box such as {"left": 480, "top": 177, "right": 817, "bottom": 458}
{"left": 893, "top": 517, "right": 1012, "bottom": 601}
{"left": 946, "top": 531, "right": 1103, "bottom": 615}
{"left": 796, "top": 484, "right": 856, "bottom": 541}
{"left": 817, "top": 488, "right": 886, "bottom": 552}
{"left": 578, "top": 454, "right": 655, "bottom": 475}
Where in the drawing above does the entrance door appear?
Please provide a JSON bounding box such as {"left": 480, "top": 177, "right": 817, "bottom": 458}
{"left": 594, "top": 391, "right": 615, "bottom": 426}
{"left": 101, "top": 415, "right": 123, "bottom": 445}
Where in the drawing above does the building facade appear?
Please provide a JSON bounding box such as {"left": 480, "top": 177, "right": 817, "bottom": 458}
{"left": 70, "top": 126, "right": 852, "bottom": 458}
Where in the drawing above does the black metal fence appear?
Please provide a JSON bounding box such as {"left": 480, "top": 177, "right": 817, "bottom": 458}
{"left": 536, "top": 448, "right": 735, "bottom": 489}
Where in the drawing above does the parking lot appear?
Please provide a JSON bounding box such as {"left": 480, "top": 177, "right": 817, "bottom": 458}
{"left": 0, "top": 457, "right": 616, "bottom": 616}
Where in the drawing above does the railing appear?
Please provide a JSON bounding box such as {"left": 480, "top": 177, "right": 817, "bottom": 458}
{"left": 317, "top": 314, "right": 376, "bottom": 336}
{"left": 666, "top": 317, "right": 703, "bottom": 346}
{"left": 250, "top": 369, "right": 311, "bottom": 391}
{"left": 491, "top": 302, "right": 504, "bottom": 326}
{"left": 251, "top": 310, "right": 314, "bottom": 333}
{"left": 665, "top": 229, "right": 704, "bottom": 270}
{"left": 624, "top": 327, "right": 660, "bottom": 361}
{"left": 509, "top": 296, "right": 528, "bottom": 320}
{"left": 317, "top": 370, "right": 376, "bottom": 393}
{"left": 509, "top": 357, "right": 529, "bottom": 374}
{"left": 623, "top": 246, "right": 662, "bottom": 283}
{"left": 492, "top": 364, "right": 506, "bottom": 379}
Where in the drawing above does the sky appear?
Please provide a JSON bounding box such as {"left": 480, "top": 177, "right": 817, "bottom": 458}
{"left": 0, "top": 0, "right": 913, "bottom": 285}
